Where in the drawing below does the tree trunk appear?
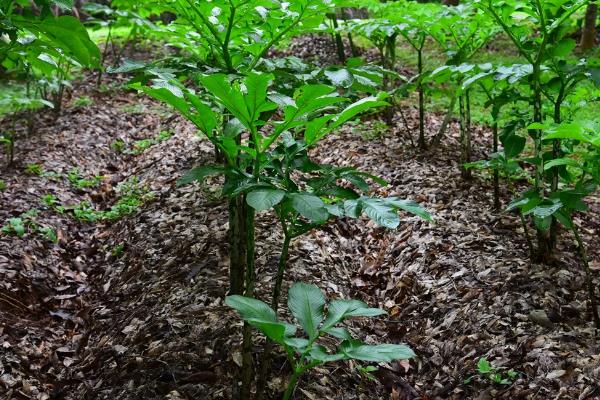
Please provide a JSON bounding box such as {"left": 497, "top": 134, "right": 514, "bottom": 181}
{"left": 581, "top": 2, "right": 598, "bottom": 51}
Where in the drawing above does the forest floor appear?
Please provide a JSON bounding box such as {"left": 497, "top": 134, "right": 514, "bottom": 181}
{"left": 1, "top": 35, "right": 600, "bottom": 400}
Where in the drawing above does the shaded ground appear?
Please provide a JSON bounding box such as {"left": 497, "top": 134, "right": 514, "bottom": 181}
{"left": 1, "top": 35, "right": 599, "bottom": 400}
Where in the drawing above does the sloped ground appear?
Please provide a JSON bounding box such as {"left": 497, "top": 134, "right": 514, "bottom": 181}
{"left": 1, "top": 36, "right": 599, "bottom": 400}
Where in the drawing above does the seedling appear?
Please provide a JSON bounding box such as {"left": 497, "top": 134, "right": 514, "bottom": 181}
{"left": 0, "top": 180, "right": 6, "bottom": 191}
{"left": 41, "top": 194, "right": 59, "bottom": 207}
{"left": 26, "top": 164, "right": 44, "bottom": 176}
{"left": 72, "top": 96, "right": 94, "bottom": 108}
{"left": 1, "top": 209, "right": 58, "bottom": 243}
{"left": 67, "top": 168, "right": 103, "bottom": 189}
{"left": 226, "top": 282, "right": 414, "bottom": 400}
{"left": 464, "top": 357, "right": 518, "bottom": 386}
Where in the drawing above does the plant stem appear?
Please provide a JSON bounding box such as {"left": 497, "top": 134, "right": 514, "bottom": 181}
{"left": 282, "top": 370, "right": 302, "bottom": 400}
{"left": 239, "top": 206, "right": 256, "bottom": 400}
{"left": 572, "top": 224, "right": 600, "bottom": 329}
{"left": 417, "top": 47, "right": 426, "bottom": 150}
{"left": 97, "top": 23, "right": 112, "bottom": 87}
{"left": 492, "top": 118, "right": 500, "bottom": 210}
{"left": 431, "top": 94, "right": 456, "bottom": 147}
{"left": 256, "top": 232, "right": 292, "bottom": 400}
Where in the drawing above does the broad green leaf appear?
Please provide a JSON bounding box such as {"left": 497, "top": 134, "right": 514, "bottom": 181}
{"left": 288, "top": 282, "right": 326, "bottom": 340}
{"left": 322, "top": 299, "right": 386, "bottom": 331}
{"left": 542, "top": 123, "right": 592, "bottom": 143}
{"left": 544, "top": 158, "right": 581, "bottom": 171}
{"left": 243, "top": 72, "right": 277, "bottom": 121}
{"left": 331, "top": 95, "right": 389, "bottom": 130}
{"left": 324, "top": 69, "right": 354, "bottom": 88}
{"left": 323, "top": 327, "right": 353, "bottom": 340}
{"left": 199, "top": 74, "right": 251, "bottom": 128}
{"left": 362, "top": 198, "right": 400, "bottom": 229}
{"left": 226, "top": 295, "right": 277, "bottom": 322}
{"left": 17, "top": 16, "right": 101, "bottom": 67}
{"left": 388, "top": 198, "right": 432, "bottom": 221}
{"left": 502, "top": 134, "right": 526, "bottom": 158}
{"left": 246, "top": 189, "right": 285, "bottom": 211}
{"left": 340, "top": 340, "right": 415, "bottom": 362}
{"left": 177, "top": 165, "right": 224, "bottom": 186}
{"left": 284, "top": 337, "right": 310, "bottom": 350}
{"left": 289, "top": 193, "right": 329, "bottom": 223}
{"left": 226, "top": 295, "right": 294, "bottom": 344}
{"left": 309, "top": 345, "right": 346, "bottom": 363}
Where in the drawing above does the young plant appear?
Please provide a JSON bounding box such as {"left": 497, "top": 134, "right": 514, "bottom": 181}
{"left": 477, "top": 0, "right": 589, "bottom": 260}
{"left": 226, "top": 282, "right": 415, "bottom": 400}
{"left": 464, "top": 357, "right": 518, "bottom": 386}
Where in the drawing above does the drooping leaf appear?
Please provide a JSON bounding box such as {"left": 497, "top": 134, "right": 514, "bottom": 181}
{"left": 388, "top": 198, "right": 432, "bottom": 221}
{"left": 322, "top": 299, "right": 386, "bottom": 331}
{"left": 289, "top": 193, "right": 329, "bottom": 223}
{"left": 362, "top": 198, "right": 400, "bottom": 229}
{"left": 177, "top": 165, "right": 224, "bottom": 186}
{"left": 246, "top": 189, "right": 285, "bottom": 211}
{"left": 340, "top": 340, "right": 415, "bottom": 362}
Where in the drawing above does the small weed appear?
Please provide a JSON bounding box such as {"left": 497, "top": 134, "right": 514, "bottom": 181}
{"left": 72, "top": 96, "right": 93, "bottom": 108}
{"left": 126, "top": 130, "right": 173, "bottom": 155}
{"left": 26, "top": 163, "right": 44, "bottom": 176}
{"left": 111, "top": 243, "right": 125, "bottom": 258}
{"left": 0, "top": 180, "right": 6, "bottom": 191}
{"left": 42, "top": 194, "right": 59, "bottom": 207}
{"left": 356, "top": 365, "right": 379, "bottom": 383}
{"left": 111, "top": 139, "right": 126, "bottom": 153}
{"left": 130, "top": 139, "right": 154, "bottom": 155}
{"left": 1, "top": 208, "right": 58, "bottom": 243}
{"left": 119, "top": 103, "right": 146, "bottom": 114}
{"left": 464, "top": 358, "right": 518, "bottom": 386}
{"left": 58, "top": 178, "right": 153, "bottom": 223}
{"left": 67, "top": 168, "right": 103, "bottom": 189}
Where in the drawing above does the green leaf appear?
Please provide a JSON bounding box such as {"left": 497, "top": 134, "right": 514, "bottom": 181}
{"left": 544, "top": 157, "right": 580, "bottom": 171}
{"left": 309, "top": 345, "right": 346, "bottom": 363}
{"left": 288, "top": 282, "right": 326, "bottom": 340}
{"left": 323, "top": 327, "right": 353, "bottom": 340}
{"left": 289, "top": 193, "right": 329, "bottom": 223}
{"left": 388, "top": 198, "right": 432, "bottom": 221}
{"left": 322, "top": 299, "right": 386, "bottom": 331}
{"left": 340, "top": 340, "right": 415, "bottom": 362}
{"left": 52, "top": 0, "right": 74, "bottom": 10}
{"left": 477, "top": 358, "right": 493, "bottom": 374}
{"left": 17, "top": 16, "right": 100, "bottom": 67}
{"left": 199, "top": 74, "right": 251, "bottom": 129}
{"left": 243, "top": 72, "right": 277, "bottom": 120}
{"left": 324, "top": 69, "right": 354, "bottom": 88}
{"left": 177, "top": 165, "right": 224, "bottom": 186}
{"left": 226, "top": 295, "right": 294, "bottom": 344}
{"left": 247, "top": 189, "right": 285, "bottom": 211}
{"left": 502, "top": 134, "right": 526, "bottom": 158}
{"left": 331, "top": 94, "right": 389, "bottom": 130}
{"left": 362, "top": 198, "right": 400, "bottom": 229}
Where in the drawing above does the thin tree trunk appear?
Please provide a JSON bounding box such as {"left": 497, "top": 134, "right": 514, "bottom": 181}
{"left": 581, "top": 2, "right": 598, "bottom": 51}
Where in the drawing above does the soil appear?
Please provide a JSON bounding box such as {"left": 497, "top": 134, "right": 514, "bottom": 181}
{"left": 1, "top": 35, "right": 599, "bottom": 400}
